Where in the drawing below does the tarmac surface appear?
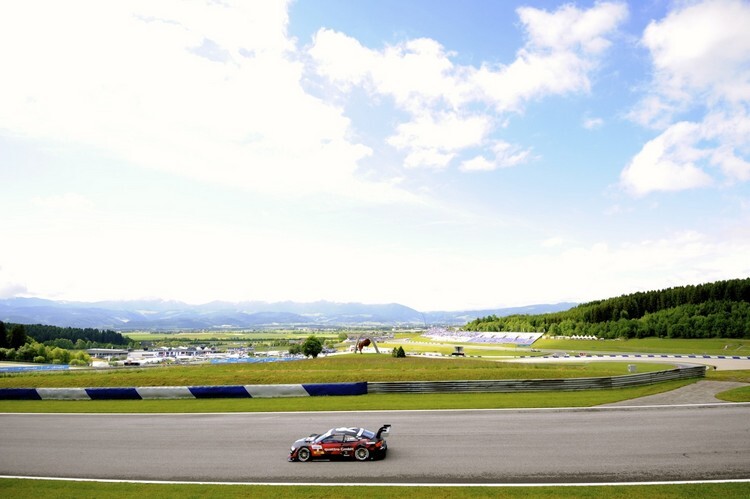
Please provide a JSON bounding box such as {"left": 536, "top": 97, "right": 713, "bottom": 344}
{"left": 601, "top": 380, "right": 747, "bottom": 406}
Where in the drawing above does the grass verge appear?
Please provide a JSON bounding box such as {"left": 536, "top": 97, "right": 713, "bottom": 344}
{"left": 715, "top": 385, "right": 750, "bottom": 402}
{"left": 1, "top": 478, "right": 749, "bottom": 498}
{"left": 533, "top": 337, "right": 750, "bottom": 356}
{"left": 0, "top": 355, "right": 674, "bottom": 388}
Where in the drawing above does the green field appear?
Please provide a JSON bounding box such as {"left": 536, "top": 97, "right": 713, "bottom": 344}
{"left": 378, "top": 335, "right": 750, "bottom": 357}
{"left": 533, "top": 337, "right": 750, "bottom": 355}
{"left": 0, "top": 354, "right": 673, "bottom": 388}
{"left": 1, "top": 478, "right": 749, "bottom": 499}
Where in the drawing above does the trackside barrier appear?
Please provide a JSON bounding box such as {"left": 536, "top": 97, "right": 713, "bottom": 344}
{"left": 0, "top": 382, "right": 368, "bottom": 401}
{"left": 367, "top": 365, "right": 707, "bottom": 394}
{"left": 0, "top": 367, "right": 705, "bottom": 400}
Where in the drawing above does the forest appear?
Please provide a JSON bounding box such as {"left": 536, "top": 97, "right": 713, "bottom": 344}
{"left": 1, "top": 322, "right": 128, "bottom": 348}
{"left": 465, "top": 278, "right": 750, "bottom": 339}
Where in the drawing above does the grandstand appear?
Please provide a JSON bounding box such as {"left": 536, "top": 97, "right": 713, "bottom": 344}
{"left": 424, "top": 327, "right": 543, "bottom": 346}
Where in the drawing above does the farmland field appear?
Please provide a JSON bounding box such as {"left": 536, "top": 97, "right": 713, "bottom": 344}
{"left": 0, "top": 354, "right": 674, "bottom": 388}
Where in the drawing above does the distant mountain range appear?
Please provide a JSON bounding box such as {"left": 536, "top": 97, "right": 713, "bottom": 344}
{"left": 0, "top": 297, "right": 576, "bottom": 330}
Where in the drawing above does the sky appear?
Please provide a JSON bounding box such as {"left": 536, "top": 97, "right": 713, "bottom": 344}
{"left": 1, "top": 0, "right": 749, "bottom": 312}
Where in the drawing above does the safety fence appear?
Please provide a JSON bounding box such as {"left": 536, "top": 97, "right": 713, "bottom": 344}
{"left": 367, "top": 365, "right": 706, "bottom": 394}
{"left": 0, "top": 382, "right": 367, "bottom": 401}
{"left": 0, "top": 365, "right": 706, "bottom": 400}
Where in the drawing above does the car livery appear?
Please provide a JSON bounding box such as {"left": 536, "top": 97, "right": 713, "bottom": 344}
{"left": 289, "top": 425, "right": 390, "bottom": 462}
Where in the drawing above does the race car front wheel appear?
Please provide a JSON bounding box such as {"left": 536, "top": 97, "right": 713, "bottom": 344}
{"left": 297, "top": 447, "right": 311, "bottom": 462}
{"left": 354, "top": 447, "right": 370, "bottom": 461}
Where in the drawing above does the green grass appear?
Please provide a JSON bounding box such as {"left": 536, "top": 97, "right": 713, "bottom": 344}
{"left": 704, "top": 369, "right": 750, "bottom": 402}
{"left": 0, "top": 355, "right": 674, "bottom": 388}
{"left": 534, "top": 337, "right": 750, "bottom": 356}
{"left": 1, "top": 478, "right": 748, "bottom": 498}
{"left": 715, "top": 385, "right": 750, "bottom": 402}
{"left": 0, "top": 379, "right": 697, "bottom": 413}
{"left": 705, "top": 369, "right": 750, "bottom": 383}
{"left": 382, "top": 336, "right": 750, "bottom": 357}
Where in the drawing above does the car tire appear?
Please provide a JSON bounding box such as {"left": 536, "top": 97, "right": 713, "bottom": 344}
{"left": 354, "top": 446, "right": 369, "bottom": 461}
{"left": 297, "top": 447, "right": 311, "bottom": 462}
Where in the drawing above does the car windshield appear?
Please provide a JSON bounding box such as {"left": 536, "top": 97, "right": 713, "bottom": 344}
{"left": 312, "top": 428, "right": 376, "bottom": 442}
{"left": 313, "top": 431, "right": 333, "bottom": 443}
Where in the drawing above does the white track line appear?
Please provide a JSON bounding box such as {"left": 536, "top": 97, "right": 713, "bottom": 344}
{"left": 2, "top": 475, "right": 749, "bottom": 487}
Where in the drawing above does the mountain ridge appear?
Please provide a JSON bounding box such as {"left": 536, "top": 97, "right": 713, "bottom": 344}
{"left": 0, "top": 297, "right": 576, "bottom": 330}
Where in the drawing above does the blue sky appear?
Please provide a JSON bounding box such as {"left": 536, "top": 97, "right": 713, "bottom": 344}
{"left": 1, "top": 0, "right": 749, "bottom": 311}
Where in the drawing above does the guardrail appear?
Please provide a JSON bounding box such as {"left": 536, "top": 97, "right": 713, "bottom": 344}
{"left": 0, "top": 365, "right": 706, "bottom": 400}
{"left": 368, "top": 365, "right": 707, "bottom": 394}
{"left": 0, "top": 382, "right": 368, "bottom": 401}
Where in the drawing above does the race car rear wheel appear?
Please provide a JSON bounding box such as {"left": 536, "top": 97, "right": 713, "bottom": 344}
{"left": 297, "top": 447, "right": 311, "bottom": 462}
{"left": 354, "top": 446, "right": 370, "bottom": 461}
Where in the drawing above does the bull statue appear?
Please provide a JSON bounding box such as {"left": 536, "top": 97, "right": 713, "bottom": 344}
{"left": 354, "top": 337, "right": 380, "bottom": 354}
{"left": 356, "top": 338, "right": 371, "bottom": 353}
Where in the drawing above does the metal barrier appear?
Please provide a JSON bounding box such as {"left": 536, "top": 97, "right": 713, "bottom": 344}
{"left": 0, "top": 366, "right": 706, "bottom": 400}
{"left": 368, "top": 365, "right": 707, "bottom": 394}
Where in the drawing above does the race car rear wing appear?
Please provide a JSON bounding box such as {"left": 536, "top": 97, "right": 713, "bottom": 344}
{"left": 376, "top": 424, "right": 391, "bottom": 439}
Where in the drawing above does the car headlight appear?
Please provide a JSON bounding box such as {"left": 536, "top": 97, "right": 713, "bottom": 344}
{"left": 291, "top": 446, "right": 296, "bottom": 451}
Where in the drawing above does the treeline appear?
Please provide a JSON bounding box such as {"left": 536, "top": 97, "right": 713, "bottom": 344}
{"left": 0, "top": 322, "right": 90, "bottom": 365}
{"left": 466, "top": 278, "right": 750, "bottom": 339}
{"left": 6, "top": 323, "right": 128, "bottom": 347}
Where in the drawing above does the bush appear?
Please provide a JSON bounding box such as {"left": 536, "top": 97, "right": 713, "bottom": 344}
{"left": 302, "top": 335, "right": 323, "bottom": 358}
{"left": 392, "top": 346, "right": 406, "bottom": 358}
{"left": 69, "top": 359, "right": 89, "bottom": 367}
{"left": 33, "top": 355, "right": 46, "bottom": 363}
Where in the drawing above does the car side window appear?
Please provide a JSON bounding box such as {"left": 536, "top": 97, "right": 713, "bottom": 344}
{"left": 344, "top": 435, "right": 358, "bottom": 442}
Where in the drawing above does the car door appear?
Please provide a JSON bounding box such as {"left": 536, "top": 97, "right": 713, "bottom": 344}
{"left": 319, "top": 434, "right": 344, "bottom": 457}
{"left": 341, "top": 434, "right": 359, "bottom": 456}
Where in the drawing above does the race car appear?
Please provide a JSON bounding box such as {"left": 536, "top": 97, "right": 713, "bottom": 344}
{"left": 289, "top": 424, "right": 390, "bottom": 462}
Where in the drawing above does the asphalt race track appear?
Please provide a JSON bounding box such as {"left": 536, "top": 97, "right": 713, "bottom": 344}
{"left": 2, "top": 405, "right": 750, "bottom": 484}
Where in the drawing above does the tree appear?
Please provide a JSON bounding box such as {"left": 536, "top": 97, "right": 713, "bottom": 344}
{"left": 288, "top": 344, "right": 302, "bottom": 356}
{"left": 0, "top": 321, "right": 8, "bottom": 348}
{"left": 9, "top": 324, "right": 27, "bottom": 349}
{"left": 302, "top": 335, "right": 323, "bottom": 358}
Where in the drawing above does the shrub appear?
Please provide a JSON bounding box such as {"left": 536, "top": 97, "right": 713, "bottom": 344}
{"left": 302, "top": 335, "right": 323, "bottom": 358}
{"left": 33, "top": 355, "right": 46, "bottom": 363}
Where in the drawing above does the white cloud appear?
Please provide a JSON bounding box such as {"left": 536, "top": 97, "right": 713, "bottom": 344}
{"left": 310, "top": 2, "right": 627, "bottom": 171}
{"left": 459, "top": 156, "right": 496, "bottom": 172}
{"left": 620, "top": 122, "right": 713, "bottom": 196}
{"left": 31, "top": 193, "right": 94, "bottom": 212}
{"left": 400, "top": 230, "right": 750, "bottom": 310}
{"left": 0, "top": 265, "right": 27, "bottom": 299}
{"left": 460, "top": 141, "right": 532, "bottom": 172}
{"left": 642, "top": 0, "right": 750, "bottom": 104}
{"left": 388, "top": 112, "right": 491, "bottom": 169}
{"left": 475, "top": 2, "right": 628, "bottom": 112}
{"left": 0, "top": 0, "right": 417, "bottom": 204}
{"left": 623, "top": 0, "right": 750, "bottom": 195}
{"left": 583, "top": 117, "right": 604, "bottom": 129}
{"left": 541, "top": 237, "right": 565, "bottom": 248}
{"left": 517, "top": 2, "right": 627, "bottom": 55}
